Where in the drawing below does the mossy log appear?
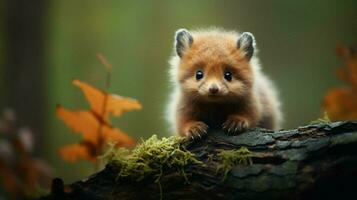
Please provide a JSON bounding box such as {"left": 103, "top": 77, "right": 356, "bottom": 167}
{"left": 42, "top": 121, "right": 357, "bottom": 200}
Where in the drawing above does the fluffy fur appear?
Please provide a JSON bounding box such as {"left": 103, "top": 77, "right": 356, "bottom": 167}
{"left": 166, "top": 28, "right": 282, "bottom": 138}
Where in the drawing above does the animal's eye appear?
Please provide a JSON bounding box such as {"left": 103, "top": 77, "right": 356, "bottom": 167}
{"left": 195, "top": 70, "right": 204, "bottom": 81}
{"left": 224, "top": 71, "right": 233, "bottom": 81}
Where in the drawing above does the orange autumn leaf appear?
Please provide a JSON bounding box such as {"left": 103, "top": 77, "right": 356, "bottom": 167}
{"left": 335, "top": 45, "right": 357, "bottom": 88}
{"left": 58, "top": 143, "right": 95, "bottom": 162}
{"left": 57, "top": 54, "right": 141, "bottom": 163}
{"left": 323, "top": 88, "right": 357, "bottom": 120}
{"left": 56, "top": 107, "right": 98, "bottom": 144}
{"left": 72, "top": 79, "right": 142, "bottom": 122}
{"left": 323, "top": 45, "right": 357, "bottom": 120}
{"left": 56, "top": 106, "right": 135, "bottom": 146}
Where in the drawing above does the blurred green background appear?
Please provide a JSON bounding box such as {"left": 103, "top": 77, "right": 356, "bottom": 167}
{"left": 0, "top": 0, "right": 356, "bottom": 184}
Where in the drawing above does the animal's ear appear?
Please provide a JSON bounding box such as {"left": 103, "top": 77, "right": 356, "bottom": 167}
{"left": 237, "top": 32, "right": 256, "bottom": 61}
{"left": 175, "top": 29, "right": 193, "bottom": 57}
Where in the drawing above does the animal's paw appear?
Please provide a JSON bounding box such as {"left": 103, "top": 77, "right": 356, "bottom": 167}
{"left": 183, "top": 121, "right": 209, "bottom": 140}
{"left": 222, "top": 115, "right": 250, "bottom": 135}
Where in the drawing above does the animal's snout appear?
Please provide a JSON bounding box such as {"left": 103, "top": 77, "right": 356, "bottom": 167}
{"left": 209, "top": 85, "right": 219, "bottom": 94}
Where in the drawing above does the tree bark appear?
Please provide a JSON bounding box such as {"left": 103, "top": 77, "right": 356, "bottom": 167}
{"left": 42, "top": 121, "right": 357, "bottom": 200}
{"left": 2, "top": 0, "right": 47, "bottom": 154}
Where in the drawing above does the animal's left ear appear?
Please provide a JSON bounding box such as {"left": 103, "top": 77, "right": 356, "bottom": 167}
{"left": 237, "top": 32, "right": 256, "bottom": 61}
{"left": 175, "top": 29, "right": 193, "bottom": 58}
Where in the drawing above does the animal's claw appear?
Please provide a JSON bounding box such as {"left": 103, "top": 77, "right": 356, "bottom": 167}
{"left": 184, "top": 121, "right": 209, "bottom": 140}
{"left": 222, "top": 115, "right": 250, "bottom": 135}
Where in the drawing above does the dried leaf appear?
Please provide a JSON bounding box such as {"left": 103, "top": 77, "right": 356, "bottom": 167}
{"left": 18, "top": 127, "right": 34, "bottom": 153}
{"left": 323, "top": 45, "right": 357, "bottom": 120}
{"left": 57, "top": 56, "right": 141, "bottom": 164}
{"left": 323, "top": 88, "right": 357, "bottom": 120}
{"left": 0, "top": 111, "right": 53, "bottom": 198}
{"left": 72, "top": 79, "right": 142, "bottom": 122}
{"left": 58, "top": 143, "right": 95, "bottom": 162}
{"left": 56, "top": 106, "right": 135, "bottom": 146}
{"left": 97, "top": 53, "right": 112, "bottom": 71}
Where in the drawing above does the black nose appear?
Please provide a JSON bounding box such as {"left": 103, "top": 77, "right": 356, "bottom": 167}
{"left": 209, "top": 86, "right": 219, "bottom": 94}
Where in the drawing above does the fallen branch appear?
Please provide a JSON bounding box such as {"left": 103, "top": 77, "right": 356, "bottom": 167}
{"left": 41, "top": 121, "right": 357, "bottom": 200}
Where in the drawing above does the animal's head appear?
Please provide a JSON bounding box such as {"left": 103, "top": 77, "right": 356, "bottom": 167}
{"left": 173, "top": 28, "right": 256, "bottom": 102}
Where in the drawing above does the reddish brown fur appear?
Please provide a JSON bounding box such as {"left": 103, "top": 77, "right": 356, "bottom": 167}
{"left": 168, "top": 29, "right": 281, "bottom": 138}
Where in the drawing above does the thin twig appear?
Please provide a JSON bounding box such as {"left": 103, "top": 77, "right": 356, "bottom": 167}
{"left": 94, "top": 53, "right": 112, "bottom": 171}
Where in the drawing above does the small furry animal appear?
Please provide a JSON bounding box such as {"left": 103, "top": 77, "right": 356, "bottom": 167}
{"left": 166, "top": 28, "right": 282, "bottom": 138}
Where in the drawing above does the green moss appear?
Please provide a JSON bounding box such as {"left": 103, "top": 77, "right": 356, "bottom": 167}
{"left": 310, "top": 111, "right": 331, "bottom": 125}
{"left": 217, "top": 147, "right": 253, "bottom": 181}
{"left": 101, "top": 135, "right": 201, "bottom": 183}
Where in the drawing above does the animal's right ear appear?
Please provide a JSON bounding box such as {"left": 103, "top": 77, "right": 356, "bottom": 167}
{"left": 175, "top": 29, "right": 193, "bottom": 57}
{"left": 237, "top": 32, "right": 256, "bottom": 61}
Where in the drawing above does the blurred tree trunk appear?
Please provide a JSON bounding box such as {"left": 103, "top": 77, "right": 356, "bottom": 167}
{"left": 3, "top": 0, "right": 47, "bottom": 154}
